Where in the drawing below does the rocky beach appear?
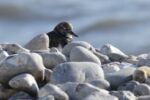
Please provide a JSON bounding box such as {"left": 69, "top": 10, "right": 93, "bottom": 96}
{"left": 0, "top": 33, "right": 149, "bottom": 100}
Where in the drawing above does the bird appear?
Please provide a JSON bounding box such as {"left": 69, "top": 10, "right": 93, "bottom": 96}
{"left": 47, "top": 22, "right": 78, "bottom": 48}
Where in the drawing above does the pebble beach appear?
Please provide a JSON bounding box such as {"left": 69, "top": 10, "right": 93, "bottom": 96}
{"left": 0, "top": 33, "right": 150, "bottom": 100}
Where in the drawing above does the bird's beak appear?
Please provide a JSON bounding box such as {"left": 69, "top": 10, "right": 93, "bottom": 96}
{"left": 70, "top": 31, "right": 78, "bottom": 37}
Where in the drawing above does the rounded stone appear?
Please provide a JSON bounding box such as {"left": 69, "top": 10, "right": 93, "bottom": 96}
{"left": 57, "top": 82, "right": 79, "bottom": 100}
{"left": 62, "top": 41, "right": 92, "bottom": 57}
{"left": 38, "top": 95, "right": 54, "bottom": 100}
{"left": 70, "top": 46, "right": 101, "bottom": 65}
{"left": 119, "top": 62, "right": 135, "bottom": 69}
{"left": 0, "top": 43, "right": 30, "bottom": 54}
{"left": 51, "top": 62, "right": 104, "bottom": 84}
{"left": 82, "top": 93, "right": 118, "bottom": 100}
{"left": 75, "top": 83, "right": 117, "bottom": 100}
{"left": 8, "top": 91, "right": 34, "bottom": 100}
{"left": 110, "top": 91, "right": 136, "bottom": 100}
{"left": 102, "top": 62, "right": 120, "bottom": 74}
{"left": 75, "top": 83, "right": 109, "bottom": 99}
{"left": 137, "top": 95, "right": 150, "bottom": 100}
{"left": 105, "top": 67, "right": 136, "bottom": 89}
{"left": 90, "top": 79, "right": 110, "bottom": 90}
{"left": 133, "top": 66, "right": 150, "bottom": 83}
{"left": 133, "top": 84, "right": 150, "bottom": 96}
{"left": 136, "top": 58, "right": 150, "bottom": 67}
{"left": 118, "top": 81, "right": 139, "bottom": 92}
{"left": 9, "top": 73, "right": 39, "bottom": 97}
{"left": 101, "top": 44, "right": 128, "bottom": 62}
{"left": 39, "top": 52, "right": 67, "bottom": 69}
{"left": 124, "top": 55, "right": 139, "bottom": 65}
{"left": 24, "top": 33, "right": 49, "bottom": 51}
{"left": 38, "top": 83, "right": 69, "bottom": 100}
{"left": 92, "top": 50, "right": 110, "bottom": 64}
{"left": 0, "top": 52, "right": 45, "bottom": 85}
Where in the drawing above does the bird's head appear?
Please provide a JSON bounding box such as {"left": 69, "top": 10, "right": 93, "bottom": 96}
{"left": 54, "top": 22, "right": 78, "bottom": 39}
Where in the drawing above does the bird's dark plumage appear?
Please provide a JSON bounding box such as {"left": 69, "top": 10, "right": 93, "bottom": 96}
{"left": 47, "top": 22, "right": 78, "bottom": 48}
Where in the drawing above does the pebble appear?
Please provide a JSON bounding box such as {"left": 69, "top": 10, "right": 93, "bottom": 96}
{"left": 101, "top": 44, "right": 128, "bottom": 62}
{"left": 105, "top": 67, "right": 136, "bottom": 89}
{"left": 118, "top": 81, "right": 139, "bottom": 92}
{"left": 51, "top": 62, "right": 104, "bottom": 84}
{"left": 24, "top": 33, "right": 49, "bottom": 51}
{"left": 38, "top": 83, "right": 69, "bottom": 100}
{"left": 38, "top": 95, "right": 55, "bottom": 100}
{"left": 57, "top": 82, "right": 79, "bottom": 100}
{"left": 92, "top": 50, "right": 110, "bottom": 64}
{"left": 133, "top": 66, "right": 150, "bottom": 83}
{"left": 90, "top": 79, "right": 110, "bottom": 90}
{"left": 70, "top": 46, "right": 101, "bottom": 65}
{"left": 8, "top": 91, "right": 34, "bottom": 100}
{"left": 102, "top": 62, "right": 120, "bottom": 74}
{"left": 0, "top": 43, "right": 30, "bottom": 54}
{"left": 0, "top": 52, "right": 45, "bottom": 85}
{"left": 82, "top": 94, "right": 118, "bottom": 100}
{"left": 137, "top": 95, "right": 150, "bottom": 100}
{"left": 110, "top": 90, "right": 136, "bottom": 100}
{"left": 62, "top": 41, "right": 93, "bottom": 57}
{"left": 133, "top": 84, "right": 150, "bottom": 96}
{"left": 39, "top": 52, "right": 67, "bottom": 69}
{"left": 136, "top": 53, "right": 150, "bottom": 66}
{"left": 75, "top": 83, "right": 118, "bottom": 100}
{"left": 9, "top": 73, "right": 39, "bottom": 97}
{"left": 137, "top": 58, "right": 150, "bottom": 67}
{"left": 124, "top": 55, "right": 139, "bottom": 65}
{"left": 119, "top": 62, "right": 135, "bottom": 69}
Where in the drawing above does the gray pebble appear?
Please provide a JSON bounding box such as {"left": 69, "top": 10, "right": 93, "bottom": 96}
{"left": 62, "top": 41, "right": 92, "bottom": 57}
{"left": 137, "top": 58, "right": 150, "bottom": 67}
{"left": 137, "top": 95, "right": 150, "bottom": 100}
{"left": 0, "top": 43, "right": 30, "bottom": 54}
{"left": 70, "top": 46, "right": 101, "bottom": 65}
{"left": 9, "top": 73, "right": 39, "bottom": 97}
{"left": 38, "top": 95, "right": 54, "bottom": 100}
{"left": 101, "top": 44, "right": 128, "bottom": 62}
{"left": 110, "top": 91, "right": 136, "bottom": 100}
{"left": 38, "top": 83, "right": 69, "bottom": 100}
{"left": 75, "top": 83, "right": 117, "bottom": 100}
{"left": 90, "top": 79, "right": 110, "bottom": 90}
{"left": 8, "top": 91, "right": 34, "bottom": 100}
{"left": 92, "top": 50, "right": 110, "bottom": 64}
{"left": 39, "top": 52, "right": 67, "bottom": 69}
{"left": 105, "top": 67, "right": 136, "bottom": 89}
{"left": 51, "top": 62, "right": 104, "bottom": 84}
{"left": 124, "top": 55, "right": 139, "bottom": 65}
{"left": 57, "top": 82, "right": 79, "bottom": 100}
{"left": 0, "top": 52, "right": 45, "bottom": 85}
{"left": 102, "top": 62, "right": 120, "bottom": 74}
{"left": 118, "top": 81, "right": 139, "bottom": 92}
{"left": 25, "top": 33, "right": 49, "bottom": 51}
{"left": 133, "top": 84, "right": 150, "bottom": 96}
{"left": 82, "top": 94, "right": 118, "bottom": 100}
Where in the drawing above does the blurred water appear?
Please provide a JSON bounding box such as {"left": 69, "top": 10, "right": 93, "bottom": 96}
{"left": 0, "top": 0, "right": 150, "bottom": 54}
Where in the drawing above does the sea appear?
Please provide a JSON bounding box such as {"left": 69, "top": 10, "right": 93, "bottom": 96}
{"left": 0, "top": 0, "right": 150, "bottom": 54}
